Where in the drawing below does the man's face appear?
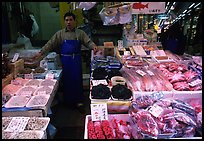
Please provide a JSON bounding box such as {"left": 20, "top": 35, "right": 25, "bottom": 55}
{"left": 64, "top": 16, "right": 75, "bottom": 30}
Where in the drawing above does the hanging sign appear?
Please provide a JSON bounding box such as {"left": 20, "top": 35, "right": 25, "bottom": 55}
{"left": 91, "top": 103, "right": 108, "bottom": 121}
{"left": 131, "top": 2, "right": 166, "bottom": 14}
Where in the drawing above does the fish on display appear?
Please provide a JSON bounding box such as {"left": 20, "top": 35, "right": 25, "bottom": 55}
{"left": 132, "top": 2, "right": 149, "bottom": 10}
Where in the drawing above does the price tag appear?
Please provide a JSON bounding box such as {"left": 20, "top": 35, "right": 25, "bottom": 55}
{"left": 24, "top": 74, "right": 33, "bottom": 79}
{"left": 118, "top": 40, "right": 123, "bottom": 49}
{"left": 46, "top": 73, "right": 55, "bottom": 79}
{"left": 147, "top": 70, "right": 154, "bottom": 76}
{"left": 92, "top": 80, "right": 108, "bottom": 86}
{"left": 11, "top": 53, "right": 20, "bottom": 63}
{"left": 37, "top": 91, "right": 46, "bottom": 95}
{"left": 91, "top": 103, "right": 108, "bottom": 121}
{"left": 188, "top": 79, "right": 202, "bottom": 87}
{"left": 5, "top": 117, "right": 30, "bottom": 132}
{"left": 136, "top": 70, "right": 146, "bottom": 76}
{"left": 148, "top": 104, "right": 164, "bottom": 118}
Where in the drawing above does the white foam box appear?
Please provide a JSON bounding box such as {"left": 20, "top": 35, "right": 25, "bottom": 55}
{"left": 84, "top": 114, "right": 129, "bottom": 139}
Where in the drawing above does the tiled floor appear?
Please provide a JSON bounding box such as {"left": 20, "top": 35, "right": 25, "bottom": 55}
{"left": 49, "top": 89, "right": 91, "bottom": 139}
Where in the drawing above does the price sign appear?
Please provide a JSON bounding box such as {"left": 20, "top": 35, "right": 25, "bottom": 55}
{"left": 188, "top": 79, "right": 202, "bottom": 87}
{"left": 24, "top": 74, "right": 33, "bottom": 79}
{"left": 148, "top": 104, "right": 164, "bottom": 118}
{"left": 136, "top": 69, "right": 146, "bottom": 76}
{"left": 5, "top": 117, "right": 30, "bottom": 132}
{"left": 11, "top": 53, "right": 19, "bottom": 63}
{"left": 45, "top": 73, "right": 55, "bottom": 79}
{"left": 91, "top": 103, "right": 108, "bottom": 121}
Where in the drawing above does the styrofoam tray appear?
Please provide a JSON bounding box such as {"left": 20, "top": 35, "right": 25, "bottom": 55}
{"left": 84, "top": 114, "right": 129, "bottom": 139}
{"left": 16, "top": 86, "right": 38, "bottom": 96}
{"left": 25, "top": 117, "right": 50, "bottom": 131}
{"left": 4, "top": 95, "right": 31, "bottom": 108}
{"left": 2, "top": 131, "right": 16, "bottom": 139}
{"left": 33, "top": 86, "right": 54, "bottom": 95}
{"left": 40, "top": 79, "right": 57, "bottom": 87}
{"left": 89, "top": 90, "right": 111, "bottom": 102}
{"left": 2, "top": 117, "right": 13, "bottom": 130}
{"left": 11, "top": 130, "right": 45, "bottom": 139}
{"left": 26, "top": 95, "right": 50, "bottom": 108}
{"left": 25, "top": 79, "right": 43, "bottom": 87}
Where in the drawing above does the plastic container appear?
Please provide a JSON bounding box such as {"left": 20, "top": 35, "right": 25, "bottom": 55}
{"left": 111, "top": 76, "right": 126, "bottom": 86}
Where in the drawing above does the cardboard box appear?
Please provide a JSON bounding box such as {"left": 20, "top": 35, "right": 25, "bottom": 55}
{"left": 2, "top": 73, "right": 14, "bottom": 88}
{"left": 9, "top": 59, "right": 24, "bottom": 78}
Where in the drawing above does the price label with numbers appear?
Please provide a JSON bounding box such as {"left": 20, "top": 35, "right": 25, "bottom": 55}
{"left": 148, "top": 104, "right": 164, "bottom": 118}
{"left": 136, "top": 69, "right": 146, "bottom": 76}
{"left": 188, "top": 79, "right": 202, "bottom": 87}
{"left": 90, "top": 103, "right": 108, "bottom": 121}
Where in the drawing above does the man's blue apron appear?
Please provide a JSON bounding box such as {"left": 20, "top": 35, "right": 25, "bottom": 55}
{"left": 60, "top": 39, "right": 84, "bottom": 104}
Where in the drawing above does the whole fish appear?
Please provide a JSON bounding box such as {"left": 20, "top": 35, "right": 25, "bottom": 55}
{"left": 132, "top": 2, "right": 149, "bottom": 10}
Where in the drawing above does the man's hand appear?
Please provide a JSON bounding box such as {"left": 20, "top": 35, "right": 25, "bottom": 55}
{"left": 93, "top": 46, "right": 99, "bottom": 55}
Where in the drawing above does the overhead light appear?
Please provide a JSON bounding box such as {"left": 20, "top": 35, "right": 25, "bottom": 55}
{"left": 182, "top": 10, "right": 187, "bottom": 13}
{"left": 187, "top": 9, "right": 192, "bottom": 13}
{"left": 194, "top": 2, "right": 201, "bottom": 8}
{"left": 167, "top": 2, "right": 170, "bottom": 6}
{"left": 188, "top": 3, "right": 195, "bottom": 9}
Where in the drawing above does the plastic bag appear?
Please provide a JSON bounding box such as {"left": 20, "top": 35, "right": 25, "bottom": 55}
{"left": 16, "top": 33, "right": 33, "bottom": 49}
{"left": 29, "top": 14, "right": 39, "bottom": 37}
{"left": 78, "top": 2, "right": 96, "bottom": 10}
{"left": 118, "top": 4, "right": 132, "bottom": 24}
{"left": 99, "top": 7, "right": 120, "bottom": 25}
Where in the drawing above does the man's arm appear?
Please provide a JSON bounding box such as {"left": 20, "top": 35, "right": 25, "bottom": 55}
{"left": 40, "top": 31, "right": 61, "bottom": 55}
{"left": 79, "top": 29, "right": 98, "bottom": 53}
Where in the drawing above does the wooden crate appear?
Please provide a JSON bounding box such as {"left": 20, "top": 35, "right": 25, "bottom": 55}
{"left": 9, "top": 59, "right": 24, "bottom": 78}
{"left": 2, "top": 73, "right": 14, "bottom": 88}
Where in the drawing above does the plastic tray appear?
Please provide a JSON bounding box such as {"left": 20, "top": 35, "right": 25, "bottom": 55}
{"left": 26, "top": 95, "right": 50, "bottom": 108}
{"left": 16, "top": 86, "right": 38, "bottom": 96}
{"left": 25, "top": 117, "right": 50, "bottom": 131}
{"left": 11, "top": 130, "right": 45, "bottom": 139}
{"left": 40, "top": 79, "right": 57, "bottom": 87}
{"left": 33, "top": 86, "right": 54, "bottom": 95}
{"left": 25, "top": 79, "right": 43, "bottom": 87}
{"left": 4, "top": 95, "right": 31, "bottom": 108}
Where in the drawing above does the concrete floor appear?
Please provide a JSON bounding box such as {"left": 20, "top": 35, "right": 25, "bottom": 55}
{"left": 49, "top": 88, "right": 91, "bottom": 139}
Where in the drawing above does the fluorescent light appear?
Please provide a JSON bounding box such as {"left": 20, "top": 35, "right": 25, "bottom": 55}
{"left": 170, "top": 5, "right": 174, "bottom": 10}
{"left": 167, "top": 2, "right": 170, "bottom": 6}
{"left": 182, "top": 10, "right": 187, "bottom": 13}
{"left": 194, "top": 2, "right": 201, "bottom": 8}
{"left": 188, "top": 3, "right": 195, "bottom": 9}
{"left": 187, "top": 9, "right": 192, "bottom": 13}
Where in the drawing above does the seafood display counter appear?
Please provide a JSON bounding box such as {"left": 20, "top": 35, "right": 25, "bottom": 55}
{"left": 2, "top": 78, "right": 59, "bottom": 117}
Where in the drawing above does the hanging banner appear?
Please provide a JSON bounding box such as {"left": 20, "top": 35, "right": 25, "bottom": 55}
{"left": 131, "top": 2, "right": 166, "bottom": 14}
